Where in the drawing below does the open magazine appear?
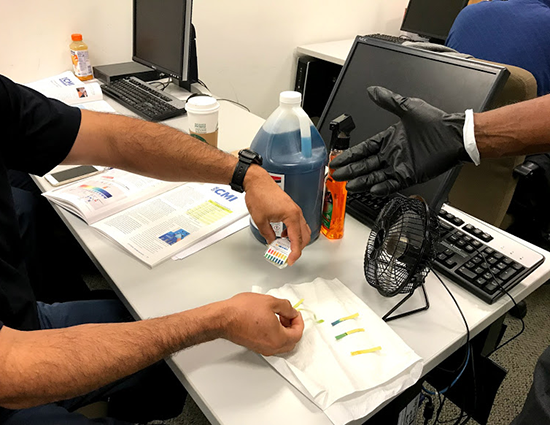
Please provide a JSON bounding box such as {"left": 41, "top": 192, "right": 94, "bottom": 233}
{"left": 26, "top": 71, "right": 116, "bottom": 113}
{"left": 43, "top": 169, "right": 249, "bottom": 267}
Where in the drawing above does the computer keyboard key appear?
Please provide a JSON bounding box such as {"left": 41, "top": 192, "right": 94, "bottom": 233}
{"left": 512, "top": 262, "right": 525, "bottom": 271}
{"left": 457, "top": 267, "right": 477, "bottom": 282}
{"left": 444, "top": 259, "right": 457, "bottom": 269}
{"left": 485, "top": 282, "right": 499, "bottom": 294}
{"left": 480, "top": 232, "right": 493, "bottom": 242}
{"left": 475, "top": 278, "right": 487, "bottom": 287}
{"left": 451, "top": 217, "right": 465, "bottom": 226}
{"left": 499, "top": 268, "right": 517, "bottom": 281}
{"left": 437, "top": 253, "right": 447, "bottom": 262}
{"left": 483, "top": 247, "right": 495, "bottom": 256}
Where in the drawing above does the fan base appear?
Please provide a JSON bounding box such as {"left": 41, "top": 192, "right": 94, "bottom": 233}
{"left": 382, "top": 283, "right": 430, "bottom": 322}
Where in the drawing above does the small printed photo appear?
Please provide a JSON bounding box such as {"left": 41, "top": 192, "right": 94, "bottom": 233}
{"left": 76, "top": 87, "right": 88, "bottom": 98}
{"left": 158, "top": 229, "right": 190, "bottom": 245}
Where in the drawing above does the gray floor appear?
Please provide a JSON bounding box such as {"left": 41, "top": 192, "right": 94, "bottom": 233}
{"left": 84, "top": 273, "right": 550, "bottom": 425}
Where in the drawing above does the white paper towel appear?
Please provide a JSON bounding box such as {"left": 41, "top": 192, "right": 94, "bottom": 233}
{"left": 264, "top": 278, "right": 423, "bottom": 425}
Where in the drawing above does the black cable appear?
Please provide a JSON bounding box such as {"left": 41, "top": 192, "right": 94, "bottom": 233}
{"left": 423, "top": 394, "right": 434, "bottom": 425}
{"left": 429, "top": 268, "right": 472, "bottom": 389}
{"left": 197, "top": 79, "right": 210, "bottom": 91}
{"left": 428, "top": 267, "right": 474, "bottom": 423}
{"left": 479, "top": 251, "right": 526, "bottom": 357}
{"left": 217, "top": 98, "right": 251, "bottom": 112}
{"left": 433, "top": 392, "right": 446, "bottom": 423}
{"left": 431, "top": 267, "right": 471, "bottom": 345}
{"left": 148, "top": 78, "right": 171, "bottom": 91}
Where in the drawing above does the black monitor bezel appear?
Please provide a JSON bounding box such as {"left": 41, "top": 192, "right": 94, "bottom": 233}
{"left": 400, "top": 0, "right": 469, "bottom": 41}
{"left": 317, "top": 36, "right": 509, "bottom": 211}
{"left": 132, "top": 0, "right": 193, "bottom": 81}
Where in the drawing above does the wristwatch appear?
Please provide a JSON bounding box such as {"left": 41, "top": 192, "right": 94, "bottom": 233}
{"left": 230, "top": 149, "right": 263, "bottom": 193}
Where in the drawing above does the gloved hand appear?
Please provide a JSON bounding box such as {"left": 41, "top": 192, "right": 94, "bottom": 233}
{"left": 330, "top": 86, "right": 473, "bottom": 196}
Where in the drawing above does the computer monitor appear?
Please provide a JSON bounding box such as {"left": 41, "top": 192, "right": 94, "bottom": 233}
{"left": 317, "top": 36, "right": 509, "bottom": 212}
{"left": 400, "top": 0, "right": 468, "bottom": 42}
{"left": 133, "top": 0, "right": 198, "bottom": 90}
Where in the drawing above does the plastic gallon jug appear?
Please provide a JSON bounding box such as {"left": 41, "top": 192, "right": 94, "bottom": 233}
{"left": 250, "top": 91, "right": 328, "bottom": 244}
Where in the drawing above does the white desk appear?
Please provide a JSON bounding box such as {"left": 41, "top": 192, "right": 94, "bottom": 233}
{"left": 36, "top": 83, "right": 550, "bottom": 425}
{"left": 296, "top": 39, "right": 354, "bottom": 66}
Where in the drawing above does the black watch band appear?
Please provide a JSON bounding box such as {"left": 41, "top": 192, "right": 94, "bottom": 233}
{"left": 230, "top": 149, "right": 263, "bottom": 193}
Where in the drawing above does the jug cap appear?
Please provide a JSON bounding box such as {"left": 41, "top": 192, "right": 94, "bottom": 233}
{"left": 280, "top": 91, "right": 302, "bottom": 105}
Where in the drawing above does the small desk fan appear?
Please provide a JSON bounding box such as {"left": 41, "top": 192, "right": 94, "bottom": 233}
{"left": 364, "top": 195, "right": 439, "bottom": 322}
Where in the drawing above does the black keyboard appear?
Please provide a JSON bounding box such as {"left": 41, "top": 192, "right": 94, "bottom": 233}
{"left": 347, "top": 192, "right": 545, "bottom": 304}
{"left": 365, "top": 33, "right": 410, "bottom": 44}
{"left": 101, "top": 77, "right": 187, "bottom": 122}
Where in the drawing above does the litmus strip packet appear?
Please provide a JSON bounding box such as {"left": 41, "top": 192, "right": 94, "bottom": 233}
{"left": 264, "top": 237, "right": 291, "bottom": 269}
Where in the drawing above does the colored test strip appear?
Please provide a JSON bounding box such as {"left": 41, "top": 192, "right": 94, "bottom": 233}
{"left": 351, "top": 346, "right": 382, "bottom": 356}
{"left": 335, "top": 328, "right": 365, "bottom": 340}
{"left": 331, "top": 312, "right": 360, "bottom": 326}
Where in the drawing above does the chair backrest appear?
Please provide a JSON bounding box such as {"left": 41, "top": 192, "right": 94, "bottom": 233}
{"left": 447, "top": 61, "right": 537, "bottom": 227}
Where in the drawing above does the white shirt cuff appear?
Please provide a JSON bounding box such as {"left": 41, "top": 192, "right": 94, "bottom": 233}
{"left": 463, "top": 109, "right": 480, "bottom": 166}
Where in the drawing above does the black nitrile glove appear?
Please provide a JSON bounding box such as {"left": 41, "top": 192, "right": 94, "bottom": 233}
{"left": 330, "top": 86, "right": 472, "bottom": 196}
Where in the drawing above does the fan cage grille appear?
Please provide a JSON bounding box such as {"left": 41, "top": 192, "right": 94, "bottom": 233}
{"left": 364, "top": 196, "right": 439, "bottom": 297}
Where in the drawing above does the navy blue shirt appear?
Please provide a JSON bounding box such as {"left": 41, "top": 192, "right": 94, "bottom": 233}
{"left": 446, "top": 0, "right": 550, "bottom": 96}
{"left": 0, "top": 75, "right": 81, "bottom": 331}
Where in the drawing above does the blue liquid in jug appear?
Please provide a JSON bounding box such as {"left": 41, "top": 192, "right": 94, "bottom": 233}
{"left": 250, "top": 126, "right": 327, "bottom": 244}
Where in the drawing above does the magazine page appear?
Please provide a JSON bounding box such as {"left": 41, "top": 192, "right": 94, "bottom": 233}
{"left": 43, "top": 169, "right": 182, "bottom": 224}
{"left": 90, "top": 183, "right": 248, "bottom": 268}
{"left": 26, "top": 71, "right": 103, "bottom": 106}
{"left": 77, "top": 100, "right": 117, "bottom": 113}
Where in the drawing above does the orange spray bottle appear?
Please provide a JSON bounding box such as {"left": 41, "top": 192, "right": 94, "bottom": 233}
{"left": 321, "top": 114, "right": 356, "bottom": 240}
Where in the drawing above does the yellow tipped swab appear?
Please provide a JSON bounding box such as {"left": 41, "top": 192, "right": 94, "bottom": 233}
{"left": 293, "top": 298, "right": 304, "bottom": 309}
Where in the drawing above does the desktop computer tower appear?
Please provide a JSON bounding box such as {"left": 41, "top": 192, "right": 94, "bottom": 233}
{"left": 93, "top": 62, "right": 160, "bottom": 84}
{"left": 294, "top": 56, "right": 342, "bottom": 125}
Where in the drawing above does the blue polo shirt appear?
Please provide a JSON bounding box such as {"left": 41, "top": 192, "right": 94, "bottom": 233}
{"left": 446, "top": 0, "right": 550, "bottom": 96}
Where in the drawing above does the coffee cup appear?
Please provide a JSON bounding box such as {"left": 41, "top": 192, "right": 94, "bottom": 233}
{"left": 186, "top": 96, "right": 220, "bottom": 148}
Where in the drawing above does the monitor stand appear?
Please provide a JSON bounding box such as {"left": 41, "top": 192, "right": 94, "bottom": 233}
{"left": 178, "top": 24, "right": 199, "bottom": 92}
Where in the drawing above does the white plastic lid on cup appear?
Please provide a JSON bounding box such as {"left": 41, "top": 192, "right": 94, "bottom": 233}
{"left": 280, "top": 91, "right": 302, "bottom": 105}
{"left": 185, "top": 95, "right": 220, "bottom": 114}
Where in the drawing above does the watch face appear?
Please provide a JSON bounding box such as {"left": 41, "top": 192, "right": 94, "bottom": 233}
{"left": 240, "top": 149, "right": 263, "bottom": 165}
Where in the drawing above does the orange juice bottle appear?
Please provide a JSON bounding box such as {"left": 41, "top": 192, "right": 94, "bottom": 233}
{"left": 70, "top": 34, "right": 93, "bottom": 81}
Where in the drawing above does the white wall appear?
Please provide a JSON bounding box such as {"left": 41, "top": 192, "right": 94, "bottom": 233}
{"left": 0, "top": 0, "right": 408, "bottom": 118}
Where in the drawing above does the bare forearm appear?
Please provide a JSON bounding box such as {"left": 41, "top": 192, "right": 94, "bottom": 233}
{"left": 0, "top": 303, "right": 223, "bottom": 409}
{"left": 474, "top": 94, "right": 550, "bottom": 158}
{"left": 64, "top": 110, "right": 239, "bottom": 184}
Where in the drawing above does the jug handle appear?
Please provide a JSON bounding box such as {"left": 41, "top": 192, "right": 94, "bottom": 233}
{"left": 293, "top": 106, "right": 312, "bottom": 158}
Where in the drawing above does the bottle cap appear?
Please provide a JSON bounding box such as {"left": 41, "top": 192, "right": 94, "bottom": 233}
{"left": 280, "top": 91, "right": 302, "bottom": 105}
{"left": 71, "top": 34, "right": 83, "bottom": 41}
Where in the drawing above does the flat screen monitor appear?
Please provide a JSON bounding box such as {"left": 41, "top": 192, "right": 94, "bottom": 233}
{"left": 317, "top": 36, "right": 508, "bottom": 212}
{"left": 133, "top": 0, "right": 197, "bottom": 89}
{"left": 401, "top": 0, "right": 468, "bottom": 42}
